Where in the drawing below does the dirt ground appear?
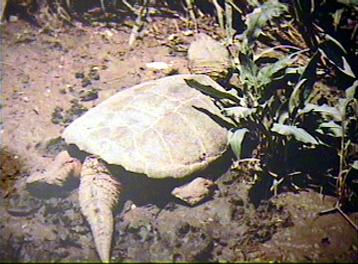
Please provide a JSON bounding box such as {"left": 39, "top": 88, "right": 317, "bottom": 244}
{"left": 0, "top": 16, "right": 357, "bottom": 262}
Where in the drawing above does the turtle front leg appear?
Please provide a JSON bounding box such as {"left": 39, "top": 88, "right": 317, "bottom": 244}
{"left": 26, "top": 151, "right": 82, "bottom": 195}
{"left": 79, "top": 156, "right": 122, "bottom": 263}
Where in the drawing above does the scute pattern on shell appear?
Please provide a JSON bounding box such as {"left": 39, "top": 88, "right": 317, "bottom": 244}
{"left": 63, "top": 74, "right": 228, "bottom": 179}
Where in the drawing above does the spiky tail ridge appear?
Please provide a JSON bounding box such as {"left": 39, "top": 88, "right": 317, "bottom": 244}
{"left": 79, "top": 156, "right": 122, "bottom": 262}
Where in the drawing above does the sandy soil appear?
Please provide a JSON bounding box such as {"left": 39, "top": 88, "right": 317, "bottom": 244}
{"left": 0, "top": 17, "right": 357, "bottom": 262}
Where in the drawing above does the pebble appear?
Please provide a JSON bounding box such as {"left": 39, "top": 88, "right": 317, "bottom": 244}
{"left": 168, "top": 34, "right": 177, "bottom": 41}
{"left": 145, "top": 62, "right": 171, "bottom": 70}
{"left": 9, "top": 16, "right": 18, "bottom": 22}
{"left": 182, "top": 30, "right": 194, "bottom": 36}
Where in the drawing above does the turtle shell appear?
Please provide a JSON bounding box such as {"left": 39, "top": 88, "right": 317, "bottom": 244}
{"left": 62, "top": 74, "right": 228, "bottom": 179}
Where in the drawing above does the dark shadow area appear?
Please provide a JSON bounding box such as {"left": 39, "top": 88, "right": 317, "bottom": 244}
{"left": 109, "top": 148, "right": 234, "bottom": 210}
{"left": 248, "top": 172, "right": 274, "bottom": 208}
{"left": 193, "top": 106, "right": 235, "bottom": 130}
{"left": 4, "top": 190, "right": 43, "bottom": 217}
{"left": 248, "top": 142, "right": 356, "bottom": 211}
{"left": 26, "top": 176, "right": 80, "bottom": 199}
{"left": 65, "top": 143, "right": 233, "bottom": 210}
{"left": 2, "top": 0, "right": 248, "bottom": 33}
{"left": 1, "top": 0, "right": 40, "bottom": 27}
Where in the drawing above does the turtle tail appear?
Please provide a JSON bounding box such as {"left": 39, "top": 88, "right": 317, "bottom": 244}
{"left": 79, "top": 156, "right": 122, "bottom": 262}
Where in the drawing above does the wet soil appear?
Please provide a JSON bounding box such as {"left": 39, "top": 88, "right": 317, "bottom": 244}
{"left": 0, "top": 17, "right": 357, "bottom": 262}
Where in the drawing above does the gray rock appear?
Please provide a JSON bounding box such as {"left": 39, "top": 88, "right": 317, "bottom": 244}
{"left": 171, "top": 177, "right": 216, "bottom": 206}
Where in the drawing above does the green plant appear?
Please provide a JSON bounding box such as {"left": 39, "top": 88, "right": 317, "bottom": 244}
{"left": 186, "top": 0, "right": 357, "bottom": 209}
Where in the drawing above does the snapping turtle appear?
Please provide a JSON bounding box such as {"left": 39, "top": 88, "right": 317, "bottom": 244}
{"left": 188, "top": 33, "right": 232, "bottom": 81}
{"left": 27, "top": 74, "right": 229, "bottom": 262}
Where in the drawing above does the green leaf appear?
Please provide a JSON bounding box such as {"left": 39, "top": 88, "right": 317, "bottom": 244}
{"left": 288, "top": 78, "right": 307, "bottom": 115}
{"left": 238, "top": 52, "right": 259, "bottom": 88}
{"left": 337, "top": 0, "right": 358, "bottom": 6}
{"left": 254, "top": 46, "right": 285, "bottom": 61}
{"left": 332, "top": 9, "right": 344, "bottom": 31}
{"left": 316, "top": 121, "right": 343, "bottom": 137}
{"left": 278, "top": 111, "right": 289, "bottom": 124}
{"left": 345, "top": 80, "right": 358, "bottom": 99}
{"left": 229, "top": 128, "right": 249, "bottom": 160}
{"left": 289, "top": 52, "right": 319, "bottom": 111}
{"left": 285, "top": 66, "right": 304, "bottom": 75}
{"left": 239, "top": 0, "right": 287, "bottom": 51}
{"left": 337, "top": 97, "right": 356, "bottom": 119}
{"left": 351, "top": 160, "right": 358, "bottom": 170}
{"left": 223, "top": 106, "right": 256, "bottom": 119}
{"left": 184, "top": 79, "right": 241, "bottom": 104}
{"left": 324, "top": 34, "right": 348, "bottom": 53}
{"left": 244, "top": 0, "right": 288, "bottom": 41}
{"left": 318, "top": 39, "right": 356, "bottom": 78}
{"left": 257, "top": 52, "right": 298, "bottom": 88}
{"left": 271, "top": 123, "right": 320, "bottom": 145}
{"left": 340, "top": 57, "right": 355, "bottom": 78}
{"left": 300, "top": 52, "right": 319, "bottom": 81}
{"left": 300, "top": 52, "right": 319, "bottom": 104}
{"left": 299, "top": 103, "right": 342, "bottom": 121}
{"left": 246, "top": 0, "right": 260, "bottom": 7}
{"left": 292, "top": 0, "right": 314, "bottom": 24}
{"left": 226, "top": 0, "right": 246, "bottom": 13}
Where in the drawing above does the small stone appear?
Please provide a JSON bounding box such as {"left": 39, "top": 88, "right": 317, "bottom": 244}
{"left": 75, "top": 72, "right": 85, "bottom": 79}
{"left": 89, "top": 70, "right": 100, "bottom": 81}
{"left": 59, "top": 88, "right": 67, "bottom": 94}
{"left": 9, "top": 16, "right": 18, "bottom": 22}
{"left": 182, "top": 30, "right": 194, "bottom": 36}
{"left": 79, "top": 89, "right": 98, "bottom": 101}
{"left": 188, "top": 33, "right": 231, "bottom": 81}
{"left": 103, "top": 29, "right": 113, "bottom": 38}
{"left": 171, "top": 177, "right": 216, "bottom": 206}
{"left": 81, "top": 77, "right": 92, "bottom": 87}
{"left": 91, "top": 66, "right": 101, "bottom": 71}
{"left": 168, "top": 34, "right": 177, "bottom": 41}
{"left": 145, "top": 62, "right": 171, "bottom": 70}
{"left": 43, "top": 229, "right": 57, "bottom": 241}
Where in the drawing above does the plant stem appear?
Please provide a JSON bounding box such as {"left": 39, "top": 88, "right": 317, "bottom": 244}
{"left": 337, "top": 111, "right": 346, "bottom": 206}
{"left": 212, "top": 0, "right": 224, "bottom": 29}
{"left": 128, "top": 0, "right": 148, "bottom": 47}
{"left": 185, "top": 0, "right": 197, "bottom": 31}
{"left": 225, "top": 1, "right": 235, "bottom": 45}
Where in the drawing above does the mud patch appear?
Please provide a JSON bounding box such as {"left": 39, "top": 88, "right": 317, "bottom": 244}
{"left": 109, "top": 172, "right": 294, "bottom": 262}
{"left": 51, "top": 99, "right": 88, "bottom": 127}
{"left": 261, "top": 192, "right": 358, "bottom": 262}
{"left": 0, "top": 148, "right": 26, "bottom": 196}
{"left": 0, "top": 168, "right": 356, "bottom": 262}
{"left": 34, "top": 136, "right": 67, "bottom": 158}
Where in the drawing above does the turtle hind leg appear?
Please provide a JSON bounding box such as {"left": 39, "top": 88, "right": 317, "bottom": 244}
{"left": 26, "top": 150, "right": 82, "bottom": 198}
{"left": 79, "top": 156, "right": 122, "bottom": 262}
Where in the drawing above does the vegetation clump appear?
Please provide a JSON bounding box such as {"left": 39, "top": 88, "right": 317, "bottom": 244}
{"left": 186, "top": 0, "right": 357, "bottom": 216}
